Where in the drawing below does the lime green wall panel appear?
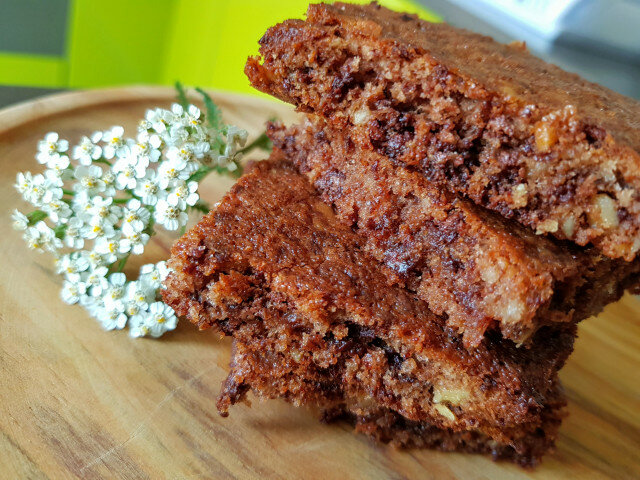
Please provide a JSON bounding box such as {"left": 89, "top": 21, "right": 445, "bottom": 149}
{"left": 162, "top": 0, "right": 440, "bottom": 95}
{"left": 162, "top": 0, "right": 225, "bottom": 89}
{"left": 0, "top": 53, "right": 67, "bottom": 88}
{"left": 67, "top": 0, "right": 177, "bottom": 87}
{"left": 1, "top": 0, "right": 439, "bottom": 92}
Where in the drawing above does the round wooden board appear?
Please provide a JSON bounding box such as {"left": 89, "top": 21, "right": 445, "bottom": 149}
{"left": 0, "top": 86, "right": 638, "bottom": 480}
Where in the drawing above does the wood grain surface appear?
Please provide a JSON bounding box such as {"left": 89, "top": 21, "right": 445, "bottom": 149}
{"left": 0, "top": 86, "right": 638, "bottom": 480}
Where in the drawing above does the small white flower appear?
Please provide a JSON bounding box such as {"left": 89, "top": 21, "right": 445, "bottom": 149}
{"left": 72, "top": 133, "right": 102, "bottom": 165}
{"left": 94, "top": 235, "right": 123, "bottom": 264}
{"left": 134, "top": 171, "right": 163, "bottom": 205}
{"left": 71, "top": 190, "right": 93, "bottom": 219}
{"left": 23, "top": 227, "right": 46, "bottom": 253}
{"left": 145, "top": 108, "right": 171, "bottom": 134}
{"left": 12, "top": 210, "right": 29, "bottom": 231}
{"left": 139, "top": 261, "right": 170, "bottom": 289}
{"left": 225, "top": 125, "right": 248, "bottom": 153}
{"left": 85, "top": 250, "right": 108, "bottom": 269}
{"left": 45, "top": 155, "right": 71, "bottom": 179}
{"left": 132, "top": 131, "right": 161, "bottom": 164}
{"left": 147, "top": 302, "right": 177, "bottom": 337}
{"left": 112, "top": 155, "right": 146, "bottom": 190}
{"left": 130, "top": 301, "right": 177, "bottom": 338}
{"left": 121, "top": 199, "right": 150, "bottom": 233}
{"left": 102, "top": 169, "right": 117, "bottom": 197}
{"left": 128, "top": 313, "right": 151, "bottom": 338}
{"left": 81, "top": 220, "right": 115, "bottom": 241}
{"left": 55, "top": 252, "right": 89, "bottom": 278}
{"left": 102, "top": 273, "right": 127, "bottom": 311}
{"left": 44, "top": 195, "right": 72, "bottom": 224}
{"left": 15, "top": 172, "right": 33, "bottom": 195}
{"left": 18, "top": 173, "right": 46, "bottom": 205}
{"left": 165, "top": 144, "right": 194, "bottom": 165}
{"left": 74, "top": 165, "right": 105, "bottom": 195}
{"left": 124, "top": 280, "right": 152, "bottom": 316}
{"left": 184, "top": 105, "right": 202, "bottom": 126}
{"left": 167, "top": 181, "right": 199, "bottom": 209}
{"left": 23, "top": 221, "right": 61, "bottom": 253}
{"left": 84, "top": 266, "right": 109, "bottom": 297}
{"left": 63, "top": 217, "right": 85, "bottom": 249}
{"left": 192, "top": 140, "right": 211, "bottom": 159}
{"left": 87, "top": 196, "right": 120, "bottom": 226}
{"left": 120, "top": 229, "right": 149, "bottom": 255}
{"left": 154, "top": 198, "right": 188, "bottom": 230}
{"left": 171, "top": 103, "right": 185, "bottom": 117}
{"left": 102, "top": 126, "right": 126, "bottom": 159}
{"left": 96, "top": 305, "right": 127, "bottom": 331}
{"left": 158, "top": 152, "right": 192, "bottom": 187}
{"left": 36, "top": 132, "right": 69, "bottom": 166}
{"left": 61, "top": 280, "right": 87, "bottom": 305}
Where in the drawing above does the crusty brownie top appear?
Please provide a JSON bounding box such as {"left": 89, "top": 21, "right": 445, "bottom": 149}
{"left": 314, "top": 2, "right": 640, "bottom": 151}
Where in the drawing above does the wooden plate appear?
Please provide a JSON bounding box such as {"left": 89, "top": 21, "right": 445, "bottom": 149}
{"left": 0, "top": 87, "right": 638, "bottom": 479}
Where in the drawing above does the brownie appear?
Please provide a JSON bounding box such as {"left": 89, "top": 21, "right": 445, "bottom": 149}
{"left": 163, "top": 159, "right": 574, "bottom": 465}
{"left": 268, "top": 117, "right": 640, "bottom": 347}
{"left": 221, "top": 331, "right": 566, "bottom": 466}
{"left": 246, "top": 2, "right": 640, "bottom": 260}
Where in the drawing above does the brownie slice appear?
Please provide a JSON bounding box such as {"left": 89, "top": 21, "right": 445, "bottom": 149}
{"left": 269, "top": 117, "right": 640, "bottom": 347}
{"left": 246, "top": 2, "right": 640, "bottom": 260}
{"left": 163, "top": 159, "right": 574, "bottom": 465}
{"left": 221, "top": 331, "right": 566, "bottom": 466}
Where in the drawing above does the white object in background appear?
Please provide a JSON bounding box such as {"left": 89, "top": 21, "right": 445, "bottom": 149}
{"left": 446, "top": 0, "right": 640, "bottom": 59}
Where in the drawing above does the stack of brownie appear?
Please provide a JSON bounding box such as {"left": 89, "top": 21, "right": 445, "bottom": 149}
{"left": 163, "top": 2, "right": 640, "bottom": 466}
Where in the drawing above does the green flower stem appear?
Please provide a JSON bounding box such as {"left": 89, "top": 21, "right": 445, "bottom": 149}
{"left": 93, "top": 158, "right": 113, "bottom": 166}
{"left": 115, "top": 254, "right": 130, "bottom": 273}
{"left": 112, "top": 190, "right": 141, "bottom": 204}
{"left": 190, "top": 201, "right": 210, "bottom": 214}
{"left": 238, "top": 132, "right": 272, "bottom": 156}
{"left": 62, "top": 188, "right": 75, "bottom": 196}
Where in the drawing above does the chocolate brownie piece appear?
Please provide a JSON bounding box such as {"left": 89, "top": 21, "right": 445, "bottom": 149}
{"left": 269, "top": 117, "right": 640, "bottom": 347}
{"left": 246, "top": 2, "right": 640, "bottom": 260}
{"left": 220, "top": 331, "right": 566, "bottom": 466}
{"left": 163, "top": 159, "right": 574, "bottom": 465}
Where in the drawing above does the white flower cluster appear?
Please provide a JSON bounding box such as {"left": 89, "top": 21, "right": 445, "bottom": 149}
{"left": 13, "top": 100, "right": 250, "bottom": 338}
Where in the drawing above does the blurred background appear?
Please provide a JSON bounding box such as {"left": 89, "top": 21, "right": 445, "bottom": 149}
{"left": 0, "top": 0, "right": 638, "bottom": 108}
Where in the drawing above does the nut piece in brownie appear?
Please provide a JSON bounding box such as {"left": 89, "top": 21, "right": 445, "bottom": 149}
{"left": 163, "top": 159, "right": 574, "bottom": 465}
{"left": 246, "top": 2, "right": 640, "bottom": 260}
{"left": 269, "top": 117, "right": 640, "bottom": 347}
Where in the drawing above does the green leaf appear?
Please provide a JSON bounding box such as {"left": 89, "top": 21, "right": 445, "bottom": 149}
{"left": 195, "top": 87, "right": 223, "bottom": 131}
{"left": 53, "top": 224, "right": 67, "bottom": 240}
{"left": 175, "top": 81, "right": 189, "bottom": 109}
{"left": 27, "top": 210, "right": 48, "bottom": 225}
{"left": 187, "top": 166, "right": 214, "bottom": 183}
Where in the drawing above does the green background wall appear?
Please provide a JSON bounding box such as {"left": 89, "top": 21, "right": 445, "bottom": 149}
{"left": 0, "top": 0, "right": 439, "bottom": 95}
